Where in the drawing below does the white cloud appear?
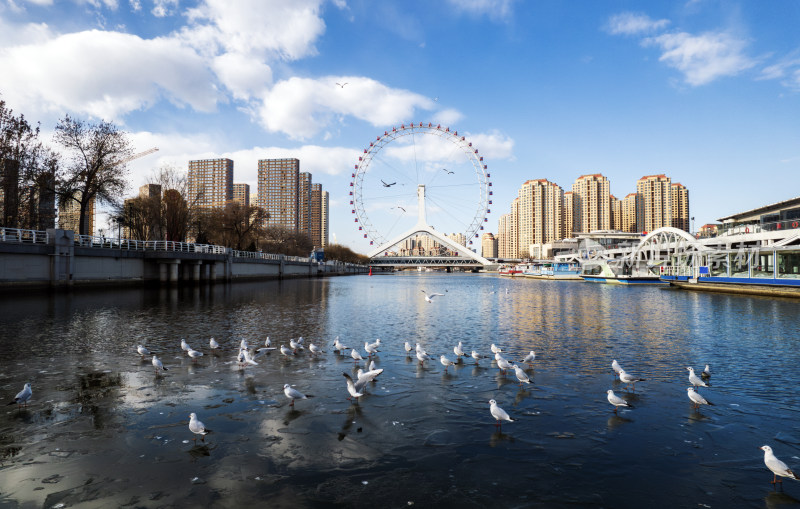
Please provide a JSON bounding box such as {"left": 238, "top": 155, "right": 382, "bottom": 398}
{"left": 129, "top": 0, "right": 141, "bottom": 12}
{"left": 465, "top": 129, "right": 514, "bottom": 160}
{"left": 758, "top": 54, "right": 800, "bottom": 90}
{"left": 152, "top": 0, "right": 177, "bottom": 17}
{"left": 258, "top": 76, "right": 437, "bottom": 140}
{"left": 446, "top": 0, "right": 516, "bottom": 21}
{"left": 606, "top": 12, "right": 669, "bottom": 36}
{"left": 432, "top": 108, "right": 464, "bottom": 126}
{"left": 0, "top": 29, "right": 219, "bottom": 120}
{"left": 183, "top": 0, "right": 325, "bottom": 61}
{"left": 212, "top": 53, "right": 272, "bottom": 100}
{"left": 644, "top": 31, "right": 755, "bottom": 86}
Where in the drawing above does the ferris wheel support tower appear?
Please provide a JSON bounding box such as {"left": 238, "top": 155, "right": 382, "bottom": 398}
{"left": 367, "top": 184, "right": 491, "bottom": 265}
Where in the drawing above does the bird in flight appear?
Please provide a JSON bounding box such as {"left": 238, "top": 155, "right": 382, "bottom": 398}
{"left": 442, "top": 168, "right": 454, "bottom": 174}
{"left": 336, "top": 82, "right": 348, "bottom": 88}
{"left": 381, "top": 180, "right": 396, "bottom": 187}
{"left": 421, "top": 290, "right": 445, "bottom": 303}
{"left": 392, "top": 206, "right": 406, "bottom": 212}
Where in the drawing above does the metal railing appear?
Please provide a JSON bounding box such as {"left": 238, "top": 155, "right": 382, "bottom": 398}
{"left": 717, "top": 218, "right": 800, "bottom": 237}
{"left": 0, "top": 227, "right": 50, "bottom": 245}
{"left": 660, "top": 266, "right": 696, "bottom": 277}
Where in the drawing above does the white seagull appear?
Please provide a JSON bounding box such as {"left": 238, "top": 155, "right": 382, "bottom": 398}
{"left": 687, "top": 367, "right": 710, "bottom": 389}
{"left": 421, "top": 290, "right": 445, "bottom": 303}
{"left": 496, "top": 357, "right": 514, "bottom": 374}
{"left": 351, "top": 348, "right": 364, "bottom": 364}
{"left": 489, "top": 399, "right": 515, "bottom": 427}
{"left": 760, "top": 445, "right": 800, "bottom": 485}
{"left": 702, "top": 364, "right": 711, "bottom": 378}
{"left": 240, "top": 339, "right": 249, "bottom": 351}
{"left": 404, "top": 342, "right": 413, "bottom": 355}
{"left": 490, "top": 344, "right": 503, "bottom": 354}
{"left": 612, "top": 359, "right": 623, "bottom": 378}
{"left": 365, "top": 340, "right": 380, "bottom": 357}
{"left": 309, "top": 343, "right": 324, "bottom": 354}
{"left": 187, "top": 348, "right": 203, "bottom": 361}
{"left": 289, "top": 338, "right": 304, "bottom": 352}
{"left": 241, "top": 348, "right": 258, "bottom": 366}
{"left": 512, "top": 364, "right": 531, "bottom": 386}
{"left": 471, "top": 350, "right": 485, "bottom": 365}
{"left": 416, "top": 349, "right": 431, "bottom": 365}
{"left": 180, "top": 339, "right": 190, "bottom": 352}
{"left": 333, "top": 337, "right": 349, "bottom": 352}
{"left": 607, "top": 390, "right": 632, "bottom": 413}
{"left": 687, "top": 387, "right": 714, "bottom": 409}
{"left": 520, "top": 351, "right": 536, "bottom": 366}
{"left": 209, "top": 338, "right": 219, "bottom": 349}
{"left": 188, "top": 412, "right": 212, "bottom": 442}
{"left": 152, "top": 355, "right": 167, "bottom": 373}
{"left": 283, "top": 384, "right": 308, "bottom": 407}
{"left": 264, "top": 336, "right": 272, "bottom": 348}
{"left": 454, "top": 341, "right": 468, "bottom": 360}
{"left": 8, "top": 383, "right": 32, "bottom": 407}
{"left": 136, "top": 345, "right": 151, "bottom": 357}
{"left": 280, "top": 345, "right": 294, "bottom": 357}
{"left": 343, "top": 373, "right": 364, "bottom": 402}
{"left": 440, "top": 355, "right": 456, "bottom": 373}
{"left": 356, "top": 367, "right": 384, "bottom": 388}
{"left": 618, "top": 369, "right": 645, "bottom": 391}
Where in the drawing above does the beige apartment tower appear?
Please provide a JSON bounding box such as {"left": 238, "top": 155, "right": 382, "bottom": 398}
{"left": 563, "top": 191, "right": 574, "bottom": 239}
{"left": 188, "top": 158, "right": 233, "bottom": 209}
{"left": 517, "top": 179, "right": 564, "bottom": 254}
{"left": 258, "top": 158, "right": 300, "bottom": 231}
{"left": 481, "top": 232, "right": 498, "bottom": 258}
{"left": 58, "top": 192, "right": 95, "bottom": 235}
{"left": 310, "top": 183, "right": 330, "bottom": 248}
{"left": 497, "top": 213, "right": 512, "bottom": 259}
{"left": 610, "top": 195, "right": 621, "bottom": 231}
{"left": 636, "top": 174, "right": 672, "bottom": 233}
{"left": 232, "top": 183, "right": 250, "bottom": 208}
{"left": 571, "top": 174, "right": 610, "bottom": 233}
{"left": 298, "top": 172, "right": 312, "bottom": 238}
{"left": 622, "top": 193, "right": 638, "bottom": 233}
{"left": 671, "top": 182, "right": 690, "bottom": 232}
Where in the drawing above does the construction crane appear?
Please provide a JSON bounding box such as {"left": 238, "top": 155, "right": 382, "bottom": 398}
{"left": 108, "top": 147, "right": 159, "bottom": 168}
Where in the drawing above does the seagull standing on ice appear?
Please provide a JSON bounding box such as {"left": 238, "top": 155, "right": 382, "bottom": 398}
{"left": 421, "top": 290, "right": 445, "bottom": 303}
{"left": 512, "top": 364, "right": 531, "bottom": 386}
{"left": 187, "top": 348, "right": 203, "bottom": 361}
{"left": 687, "top": 367, "right": 710, "bottom": 389}
{"left": 365, "top": 340, "right": 379, "bottom": 357}
{"left": 618, "top": 369, "right": 645, "bottom": 391}
{"left": 612, "top": 359, "right": 623, "bottom": 378}
{"left": 289, "top": 338, "right": 304, "bottom": 353}
{"left": 137, "top": 345, "right": 151, "bottom": 357}
{"left": 607, "top": 390, "right": 632, "bottom": 413}
{"left": 188, "top": 412, "right": 212, "bottom": 442}
{"left": 496, "top": 357, "right": 514, "bottom": 374}
{"left": 760, "top": 445, "right": 800, "bottom": 485}
{"left": 702, "top": 364, "right": 711, "bottom": 378}
{"left": 309, "top": 343, "right": 324, "bottom": 354}
{"left": 280, "top": 345, "right": 294, "bottom": 357}
{"left": 404, "top": 342, "right": 413, "bottom": 356}
{"left": 687, "top": 387, "right": 714, "bottom": 409}
{"left": 152, "top": 355, "right": 167, "bottom": 373}
{"left": 209, "top": 338, "right": 219, "bottom": 349}
{"left": 440, "top": 355, "right": 456, "bottom": 373}
{"left": 283, "top": 384, "right": 308, "bottom": 407}
{"left": 333, "top": 337, "right": 349, "bottom": 352}
{"left": 489, "top": 399, "right": 515, "bottom": 427}
{"left": 351, "top": 348, "right": 364, "bottom": 364}
{"left": 520, "top": 351, "right": 536, "bottom": 366}
{"left": 8, "top": 383, "right": 32, "bottom": 407}
{"left": 416, "top": 348, "right": 431, "bottom": 365}
{"left": 453, "top": 342, "right": 468, "bottom": 360}
{"left": 180, "top": 339, "right": 190, "bottom": 352}
{"left": 491, "top": 344, "right": 503, "bottom": 354}
{"left": 471, "top": 350, "right": 485, "bottom": 365}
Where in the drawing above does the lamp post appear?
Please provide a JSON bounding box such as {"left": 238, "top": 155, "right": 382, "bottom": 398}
{"left": 691, "top": 216, "right": 695, "bottom": 236}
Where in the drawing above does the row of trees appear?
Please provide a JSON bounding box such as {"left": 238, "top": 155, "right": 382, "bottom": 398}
{"left": 1, "top": 97, "right": 367, "bottom": 261}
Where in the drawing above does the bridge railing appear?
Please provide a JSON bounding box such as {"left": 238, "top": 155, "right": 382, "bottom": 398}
{"left": 0, "top": 227, "right": 50, "bottom": 245}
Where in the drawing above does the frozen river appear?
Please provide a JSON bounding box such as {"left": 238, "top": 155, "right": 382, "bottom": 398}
{"left": 2, "top": 273, "right": 800, "bottom": 508}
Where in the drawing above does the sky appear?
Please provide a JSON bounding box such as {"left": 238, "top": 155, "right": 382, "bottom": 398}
{"left": 1, "top": 0, "right": 798, "bottom": 252}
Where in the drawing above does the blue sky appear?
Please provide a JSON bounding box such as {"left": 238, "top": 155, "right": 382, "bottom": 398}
{"left": 1, "top": 0, "right": 798, "bottom": 251}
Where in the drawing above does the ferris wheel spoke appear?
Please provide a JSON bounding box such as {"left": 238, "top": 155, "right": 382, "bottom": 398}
{"left": 369, "top": 155, "right": 419, "bottom": 187}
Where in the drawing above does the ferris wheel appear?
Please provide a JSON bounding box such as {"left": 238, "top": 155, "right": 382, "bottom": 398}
{"left": 350, "top": 123, "right": 492, "bottom": 250}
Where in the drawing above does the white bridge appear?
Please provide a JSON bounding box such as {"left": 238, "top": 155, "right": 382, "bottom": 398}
{"left": 368, "top": 185, "right": 494, "bottom": 268}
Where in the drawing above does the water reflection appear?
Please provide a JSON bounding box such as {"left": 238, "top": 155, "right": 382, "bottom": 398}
{"left": 1, "top": 275, "right": 800, "bottom": 507}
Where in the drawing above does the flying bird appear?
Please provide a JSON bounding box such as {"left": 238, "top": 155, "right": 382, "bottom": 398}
{"left": 8, "top": 383, "right": 32, "bottom": 407}
{"left": 343, "top": 372, "right": 364, "bottom": 403}
{"left": 381, "top": 180, "right": 396, "bottom": 187}
{"left": 442, "top": 168, "right": 454, "bottom": 174}
{"left": 607, "top": 390, "right": 632, "bottom": 413}
{"left": 760, "top": 445, "right": 800, "bottom": 485}
{"left": 188, "top": 412, "right": 212, "bottom": 442}
{"left": 421, "top": 290, "right": 445, "bottom": 303}
{"left": 335, "top": 82, "right": 348, "bottom": 88}
{"left": 392, "top": 206, "right": 406, "bottom": 212}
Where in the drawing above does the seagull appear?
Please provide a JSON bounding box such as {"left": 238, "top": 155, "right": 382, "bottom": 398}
{"left": 136, "top": 345, "right": 151, "bottom": 357}
{"left": 209, "top": 338, "right": 219, "bottom": 349}
{"left": 404, "top": 342, "right": 413, "bottom": 356}
{"left": 607, "top": 390, "right": 632, "bottom": 413}
{"left": 760, "top": 445, "right": 800, "bottom": 485}
{"left": 180, "top": 339, "right": 190, "bottom": 352}
{"left": 283, "top": 384, "right": 308, "bottom": 407}
{"left": 512, "top": 364, "right": 531, "bottom": 386}
{"left": 265, "top": 336, "right": 272, "bottom": 348}
{"left": 687, "top": 387, "right": 714, "bottom": 409}
{"left": 421, "top": 290, "right": 445, "bottom": 303}
{"left": 489, "top": 399, "right": 515, "bottom": 427}
{"left": 368, "top": 359, "right": 377, "bottom": 372}
{"left": 687, "top": 367, "right": 710, "bottom": 389}
{"left": 471, "top": 350, "right": 485, "bottom": 365}
{"left": 392, "top": 206, "right": 407, "bottom": 213}
{"left": 490, "top": 344, "right": 503, "bottom": 354}
{"left": 289, "top": 338, "right": 304, "bottom": 353}
{"left": 236, "top": 349, "right": 247, "bottom": 367}
{"left": 351, "top": 348, "right": 364, "bottom": 364}
{"left": 618, "top": 369, "right": 645, "bottom": 391}
{"left": 152, "top": 355, "right": 167, "bottom": 373}
{"left": 440, "top": 355, "right": 456, "bottom": 373}
{"left": 240, "top": 339, "right": 249, "bottom": 351}
{"left": 416, "top": 348, "right": 431, "bottom": 365}
{"left": 381, "top": 180, "right": 396, "bottom": 187}
{"left": 453, "top": 341, "right": 468, "bottom": 360}
{"left": 612, "top": 359, "right": 623, "bottom": 378}
{"left": 8, "top": 383, "right": 32, "bottom": 407}
{"left": 188, "top": 412, "right": 212, "bottom": 442}
{"left": 333, "top": 337, "right": 349, "bottom": 352}
{"left": 365, "top": 339, "right": 381, "bottom": 356}
{"left": 335, "top": 82, "right": 348, "bottom": 88}
{"left": 309, "top": 343, "right": 324, "bottom": 354}
{"left": 241, "top": 348, "right": 259, "bottom": 366}
{"left": 187, "top": 348, "right": 203, "bottom": 361}
{"left": 442, "top": 168, "right": 454, "bottom": 175}
{"left": 520, "top": 351, "right": 536, "bottom": 366}
{"left": 343, "top": 373, "right": 364, "bottom": 403}
{"left": 496, "top": 357, "right": 514, "bottom": 374}
{"left": 702, "top": 364, "right": 711, "bottom": 378}
{"left": 355, "top": 367, "right": 384, "bottom": 392}
{"left": 280, "top": 345, "right": 294, "bottom": 357}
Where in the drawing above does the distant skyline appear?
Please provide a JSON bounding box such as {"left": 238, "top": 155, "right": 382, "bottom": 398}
{"left": 1, "top": 1, "right": 798, "bottom": 250}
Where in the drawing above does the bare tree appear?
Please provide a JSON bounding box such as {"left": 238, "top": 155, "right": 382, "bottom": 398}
{"left": 53, "top": 116, "right": 133, "bottom": 235}
{"left": 206, "top": 203, "right": 268, "bottom": 250}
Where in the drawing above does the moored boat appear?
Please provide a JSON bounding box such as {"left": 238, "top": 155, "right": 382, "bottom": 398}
{"left": 580, "top": 260, "right": 665, "bottom": 285}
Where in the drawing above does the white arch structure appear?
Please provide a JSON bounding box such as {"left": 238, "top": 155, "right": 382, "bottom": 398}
{"left": 632, "top": 227, "right": 707, "bottom": 265}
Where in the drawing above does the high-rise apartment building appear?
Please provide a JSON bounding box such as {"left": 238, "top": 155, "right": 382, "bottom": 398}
{"left": 563, "top": 191, "right": 574, "bottom": 239}
{"left": 481, "top": 232, "right": 498, "bottom": 258}
{"left": 610, "top": 195, "right": 621, "bottom": 231}
{"left": 258, "top": 158, "right": 299, "bottom": 231}
{"left": 622, "top": 193, "right": 638, "bottom": 233}
{"left": 571, "top": 174, "right": 610, "bottom": 233}
{"left": 636, "top": 174, "right": 672, "bottom": 233}
{"left": 510, "top": 197, "right": 520, "bottom": 258}
{"left": 188, "top": 158, "right": 234, "bottom": 209}
{"left": 310, "top": 183, "right": 327, "bottom": 248}
{"left": 320, "top": 190, "right": 329, "bottom": 248}
{"left": 497, "top": 213, "right": 512, "bottom": 258}
{"left": 517, "top": 179, "right": 564, "bottom": 255}
{"left": 671, "top": 182, "right": 690, "bottom": 232}
{"left": 298, "top": 172, "right": 312, "bottom": 238}
{"left": 58, "top": 192, "right": 95, "bottom": 235}
{"left": 232, "top": 183, "right": 250, "bottom": 207}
